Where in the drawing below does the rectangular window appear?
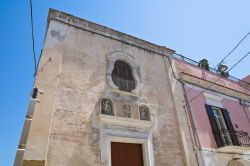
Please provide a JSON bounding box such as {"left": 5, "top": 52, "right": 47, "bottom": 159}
{"left": 205, "top": 104, "right": 239, "bottom": 147}
{"left": 211, "top": 107, "right": 233, "bottom": 146}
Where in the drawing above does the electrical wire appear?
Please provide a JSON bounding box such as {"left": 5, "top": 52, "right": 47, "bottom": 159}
{"left": 183, "top": 32, "right": 250, "bottom": 96}
{"left": 183, "top": 32, "right": 250, "bottom": 99}
{"left": 188, "top": 51, "right": 250, "bottom": 103}
{"left": 29, "top": 0, "right": 37, "bottom": 76}
{"left": 227, "top": 51, "right": 250, "bottom": 72}
{"left": 218, "top": 32, "right": 250, "bottom": 66}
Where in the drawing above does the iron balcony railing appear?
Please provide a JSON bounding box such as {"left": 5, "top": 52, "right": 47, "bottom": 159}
{"left": 215, "top": 129, "right": 250, "bottom": 147}
{"left": 172, "top": 53, "right": 250, "bottom": 87}
{"left": 235, "top": 130, "right": 250, "bottom": 147}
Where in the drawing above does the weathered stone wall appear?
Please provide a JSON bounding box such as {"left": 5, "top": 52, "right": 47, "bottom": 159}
{"left": 47, "top": 19, "right": 185, "bottom": 165}
{"left": 21, "top": 9, "right": 194, "bottom": 166}
{"left": 22, "top": 34, "right": 64, "bottom": 166}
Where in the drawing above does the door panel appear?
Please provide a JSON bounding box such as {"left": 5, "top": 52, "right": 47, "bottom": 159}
{"left": 111, "top": 142, "right": 126, "bottom": 166}
{"left": 111, "top": 142, "right": 144, "bottom": 166}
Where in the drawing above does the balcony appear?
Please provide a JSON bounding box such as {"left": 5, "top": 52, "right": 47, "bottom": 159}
{"left": 236, "top": 130, "right": 250, "bottom": 147}
{"left": 215, "top": 129, "right": 250, "bottom": 147}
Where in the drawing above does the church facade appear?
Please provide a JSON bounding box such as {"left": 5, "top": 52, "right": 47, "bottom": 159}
{"left": 14, "top": 9, "right": 198, "bottom": 166}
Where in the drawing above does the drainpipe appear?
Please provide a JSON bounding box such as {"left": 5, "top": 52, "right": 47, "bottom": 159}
{"left": 180, "top": 81, "right": 206, "bottom": 166}
{"left": 164, "top": 55, "right": 205, "bottom": 166}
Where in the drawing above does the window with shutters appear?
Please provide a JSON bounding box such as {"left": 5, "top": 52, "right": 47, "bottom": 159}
{"left": 211, "top": 107, "right": 233, "bottom": 146}
{"left": 205, "top": 104, "right": 239, "bottom": 147}
{"left": 111, "top": 60, "right": 136, "bottom": 92}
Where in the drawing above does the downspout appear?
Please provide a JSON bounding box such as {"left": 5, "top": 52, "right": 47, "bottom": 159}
{"left": 164, "top": 55, "right": 205, "bottom": 166}
{"left": 180, "top": 80, "right": 206, "bottom": 166}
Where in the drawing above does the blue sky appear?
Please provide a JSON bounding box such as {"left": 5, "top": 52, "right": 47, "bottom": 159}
{"left": 1, "top": 0, "right": 250, "bottom": 165}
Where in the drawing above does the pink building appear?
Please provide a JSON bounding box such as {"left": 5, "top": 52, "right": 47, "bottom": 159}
{"left": 173, "top": 54, "right": 250, "bottom": 166}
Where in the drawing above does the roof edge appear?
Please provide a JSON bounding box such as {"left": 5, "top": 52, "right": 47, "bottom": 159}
{"left": 47, "top": 8, "right": 175, "bottom": 56}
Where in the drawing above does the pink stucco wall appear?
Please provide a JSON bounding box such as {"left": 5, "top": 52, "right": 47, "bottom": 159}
{"left": 242, "top": 75, "right": 250, "bottom": 83}
{"left": 222, "top": 99, "right": 250, "bottom": 135}
{"left": 186, "top": 86, "right": 250, "bottom": 148}
{"left": 186, "top": 87, "right": 217, "bottom": 148}
{"left": 175, "top": 58, "right": 250, "bottom": 148}
{"left": 176, "top": 59, "right": 250, "bottom": 95}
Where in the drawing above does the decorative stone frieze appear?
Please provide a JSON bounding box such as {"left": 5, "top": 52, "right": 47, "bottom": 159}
{"left": 152, "top": 134, "right": 160, "bottom": 151}
{"left": 139, "top": 105, "right": 150, "bottom": 121}
{"left": 90, "top": 127, "right": 100, "bottom": 145}
{"left": 101, "top": 99, "right": 113, "bottom": 116}
{"left": 99, "top": 114, "right": 153, "bottom": 128}
{"left": 122, "top": 104, "right": 132, "bottom": 118}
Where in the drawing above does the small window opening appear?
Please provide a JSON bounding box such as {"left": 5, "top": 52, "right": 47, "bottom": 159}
{"left": 111, "top": 60, "right": 135, "bottom": 92}
{"left": 32, "top": 87, "right": 38, "bottom": 99}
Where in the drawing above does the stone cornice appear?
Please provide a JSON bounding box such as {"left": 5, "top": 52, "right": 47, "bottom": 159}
{"left": 202, "top": 146, "right": 250, "bottom": 155}
{"left": 99, "top": 114, "right": 153, "bottom": 129}
{"left": 180, "top": 72, "right": 250, "bottom": 102}
{"left": 47, "top": 8, "right": 175, "bottom": 56}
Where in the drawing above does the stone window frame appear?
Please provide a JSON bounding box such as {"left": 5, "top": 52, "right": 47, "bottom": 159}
{"left": 203, "top": 92, "right": 223, "bottom": 108}
{"left": 106, "top": 51, "right": 141, "bottom": 95}
{"left": 100, "top": 98, "right": 116, "bottom": 116}
{"left": 138, "top": 104, "right": 151, "bottom": 121}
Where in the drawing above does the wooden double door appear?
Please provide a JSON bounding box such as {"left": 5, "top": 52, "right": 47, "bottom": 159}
{"left": 111, "top": 142, "right": 144, "bottom": 166}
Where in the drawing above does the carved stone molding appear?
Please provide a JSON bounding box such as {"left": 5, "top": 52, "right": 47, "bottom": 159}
{"left": 90, "top": 127, "right": 100, "bottom": 145}
{"left": 99, "top": 114, "right": 153, "bottom": 129}
{"left": 106, "top": 51, "right": 141, "bottom": 94}
{"left": 48, "top": 9, "right": 175, "bottom": 57}
{"left": 152, "top": 134, "right": 160, "bottom": 151}
{"left": 139, "top": 105, "right": 150, "bottom": 121}
{"left": 101, "top": 99, "right": 114, "bottom": 116}
{"left": 122, "top": 104, "right": 132, "bottom": 118}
